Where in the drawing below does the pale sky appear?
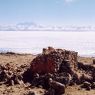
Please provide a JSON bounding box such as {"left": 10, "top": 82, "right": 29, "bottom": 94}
{"left": 0, "top": 0, "right": 95, "bottom": 26}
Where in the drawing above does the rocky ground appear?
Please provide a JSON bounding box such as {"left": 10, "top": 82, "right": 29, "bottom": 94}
{"left": 0, "top": 53, "right": 45, "bottom": 95}
{"left": 0, "top": 51, "right": 95, "bottom": 95}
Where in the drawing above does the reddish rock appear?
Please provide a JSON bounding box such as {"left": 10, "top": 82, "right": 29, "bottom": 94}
{"left": 31, "top": 53, "right": 61, "bottom": 74}
{"left": 31, "top": 47, "right": 78, "bottom": 74}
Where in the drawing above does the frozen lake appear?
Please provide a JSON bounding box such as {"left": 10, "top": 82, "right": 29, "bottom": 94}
{"left": 0, "top": 31, "right": 95, "bottom": 56}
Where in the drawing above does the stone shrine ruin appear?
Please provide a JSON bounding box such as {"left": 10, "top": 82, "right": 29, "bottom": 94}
{"left": 31, "top": 47, "right": 78, "bottom": 74}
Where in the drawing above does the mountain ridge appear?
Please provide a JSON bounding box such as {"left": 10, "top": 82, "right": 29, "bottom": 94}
{"left": 0, "top": 22, "right": 95, "bottom": 31}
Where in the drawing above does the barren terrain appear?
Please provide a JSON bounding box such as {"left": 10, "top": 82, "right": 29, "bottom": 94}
{"left": 0, "top": 53, "right": 95, "bottom": 95}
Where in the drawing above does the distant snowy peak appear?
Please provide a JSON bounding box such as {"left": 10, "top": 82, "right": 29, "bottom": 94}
{"left": 0, "top": 22, "right": 95, "bottom": 31}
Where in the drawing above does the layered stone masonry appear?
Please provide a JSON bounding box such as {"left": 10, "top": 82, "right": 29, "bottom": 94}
{"left": 31, "top": 47, "right": 78, "bottom": 74}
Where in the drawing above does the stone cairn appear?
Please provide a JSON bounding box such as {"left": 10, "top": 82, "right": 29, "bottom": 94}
{"left": 30, "top": 47, "right": 95, "bottom": 94}
{"left": 30, "top": 47, "right": 78, "bottom": 95}
{"left": 31, "top": 47, "right": 78, "bottom": 74}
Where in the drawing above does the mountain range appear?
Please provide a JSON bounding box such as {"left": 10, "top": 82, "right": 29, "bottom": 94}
{"left": 0, "top": 22, "right": 95, "bottom": 31}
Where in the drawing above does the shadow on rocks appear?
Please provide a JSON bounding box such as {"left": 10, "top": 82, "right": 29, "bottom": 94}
{"left": 23, "top": 68, "right": 33, "bottom": 83}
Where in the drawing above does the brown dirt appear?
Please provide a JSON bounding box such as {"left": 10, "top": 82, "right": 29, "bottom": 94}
{"left": 65, "top": 85, "right": 95, "bottom": 95}
{"left": 78, "top": 56, "right": 94, "bottom": 65}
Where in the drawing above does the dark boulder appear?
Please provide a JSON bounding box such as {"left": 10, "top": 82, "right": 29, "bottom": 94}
{"left": 49, "top": 78, "right": 65, "bottom": 95}
{"left": 81, "top": 81, "right": 91, "bottom": 90}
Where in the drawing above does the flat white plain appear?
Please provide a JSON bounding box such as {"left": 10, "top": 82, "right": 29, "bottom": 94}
{"left": 0, "top": 31, "right": 95, "bottom": 56}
